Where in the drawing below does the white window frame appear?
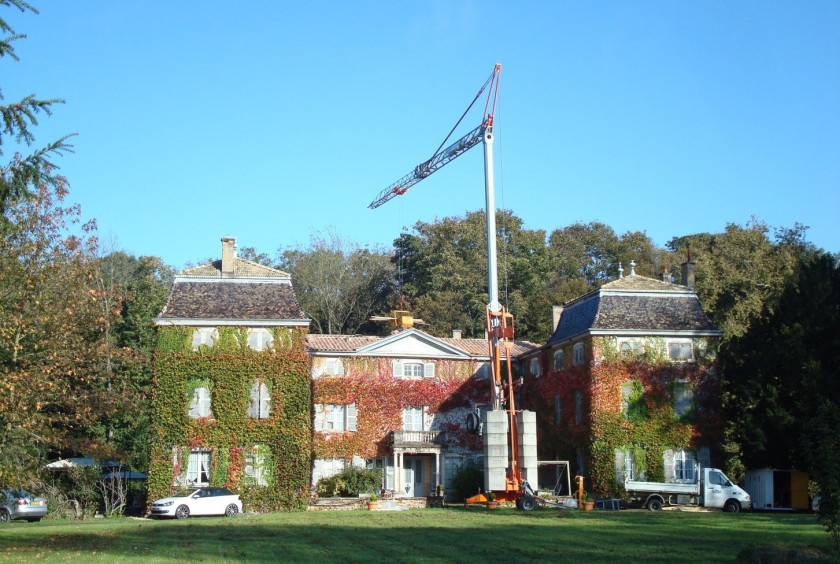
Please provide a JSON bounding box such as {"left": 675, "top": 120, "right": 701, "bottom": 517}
{"left": 617, "top": 338, "right": 644, "bottom": 356}
{"left": 529, "top": 357, "right": 541, "bottom": 377}
{"left": 247, "top": 328, "right": 274, "bottom": 351}
{"left": 191, "top": 328, "right": 217, "bottom": 349}
{"left": 573, "top": 343, "right": 584, "bottom": 366}
{"left": 248, "top": 381, "right": 271, "bottom": 419}
{"left": 666, "top": 339, "right": 694, "bottom": 362}
{"left": 186, "top": 450, "right": 211, "bottom": 485}
{"left": 672, "top": 380, "right": 694, "bottom": 418}
{"left": 393, "top": 360, "right": 434, "bottom": 379}
{"left": 188, "top": 386, "right": 212, "bottom": 418}
{"left": 244, "top": 446, "right": 269, "bottom": 486}
{"left": 552, "top": 349, "right": 564, "bottom": 370}
{"left": 324, "top": 358, "right": 345, "bottom": 376}
{"left": 674, "top": 449, "right": 696, "bottom": 483}
{"left": 314, "top": 403, "right": 357, "bottom": 432}
{"left": 624, "top": 450, "right": 637, "bottom": 481}
{"left": 403, "top": 406, "right": 426, "bottom": 431}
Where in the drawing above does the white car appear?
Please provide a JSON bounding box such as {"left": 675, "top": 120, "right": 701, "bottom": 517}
{"left": 150, "top": 487, "right": 242, "bottom": 519}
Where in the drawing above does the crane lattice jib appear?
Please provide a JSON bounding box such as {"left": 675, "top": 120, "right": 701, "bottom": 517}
{"left": 367, "top": 123, "right": 486, "bottom": 209}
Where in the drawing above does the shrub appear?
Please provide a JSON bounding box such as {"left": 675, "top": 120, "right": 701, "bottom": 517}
{"left": 316, "top": 465, "right": 382, "bottom": 497}
{"left": 449, "top": 460, "right": 484, "bottom": 502}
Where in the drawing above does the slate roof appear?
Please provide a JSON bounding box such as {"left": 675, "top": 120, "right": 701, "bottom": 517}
{"left": 157, "top": 281, "right": 306, "bottom": 321}
{"left": 155, "top": 253, "right": 306, "bottom": 324}
{"left": 306, "top": 330, "right": 539, "bottom": 358}
{"left": 547, "top": 274, "right": 720, "bottom": 345}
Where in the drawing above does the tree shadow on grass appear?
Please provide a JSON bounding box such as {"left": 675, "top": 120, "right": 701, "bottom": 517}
{"left": 0, "top": 509, "right": 835, "bottom": 563}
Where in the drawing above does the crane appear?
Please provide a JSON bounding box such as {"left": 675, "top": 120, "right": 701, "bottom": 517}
{"left": 369, "top": 64, "right": 537, "bottom": 508}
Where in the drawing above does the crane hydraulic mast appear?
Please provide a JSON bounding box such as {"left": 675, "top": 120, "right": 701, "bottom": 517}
{"left": 368, "top": 64, "right": 528, "bottom": 503}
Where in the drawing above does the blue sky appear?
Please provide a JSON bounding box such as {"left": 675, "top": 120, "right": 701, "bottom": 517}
{"left": 5, "top": 1, "right": 838, "bottom": 269}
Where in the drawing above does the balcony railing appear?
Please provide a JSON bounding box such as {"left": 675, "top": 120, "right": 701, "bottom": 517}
{"left": 392, "top": 430, "right": 444, "bottom": 448}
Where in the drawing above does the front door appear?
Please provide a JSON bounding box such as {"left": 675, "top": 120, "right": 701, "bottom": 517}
{"left": 403, "top": 456, "right": 424, "bottom": 497}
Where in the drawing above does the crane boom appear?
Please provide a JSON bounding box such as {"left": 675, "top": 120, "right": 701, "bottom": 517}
{"left": 367, "top": 123, "right": 485, "bottom": 209}
{"left": 367, "top": 64, "right": 501, "bottom": 210}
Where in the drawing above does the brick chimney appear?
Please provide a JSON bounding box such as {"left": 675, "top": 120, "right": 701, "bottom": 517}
{"left": 662, "top": 267, "right": 671, "bottom": 283}
{"left": 221, "top": 236, "right": 236, "bottom": 277}
{"left": 681, "top": 246, "right": 696, "bottom": 290}
{"left": 552, "top": 305, "right": 564, "bottom": 332}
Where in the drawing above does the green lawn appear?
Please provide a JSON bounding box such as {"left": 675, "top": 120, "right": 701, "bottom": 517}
{"left": 0, "top": 507, "right": 836, "bottom": 563}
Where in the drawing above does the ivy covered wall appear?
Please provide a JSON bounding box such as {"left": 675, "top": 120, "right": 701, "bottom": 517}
{"left": 312, "top": 357, "right": 488, "bottom": 461}
{"left": 148, "top": 326, "right": 311, "bottom": 511}
{"left": 523, "top": 336, "right": 722, "bottom": 497}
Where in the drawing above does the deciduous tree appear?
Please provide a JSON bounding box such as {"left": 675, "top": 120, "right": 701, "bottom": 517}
{"left": 278, "top": 230, "right": 394, "bottom": 335}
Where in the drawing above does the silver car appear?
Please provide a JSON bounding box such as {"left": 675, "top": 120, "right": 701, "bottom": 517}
{"left": 0, "top": 489, "right": 49, "bottom": 523}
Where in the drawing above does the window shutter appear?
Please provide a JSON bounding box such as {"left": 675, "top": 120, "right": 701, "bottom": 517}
{"left": 386, "top": 462, "right": 395, "bottom": 491}
{"left": 663, "top": 449, "right": 675, "bottom": 482}
{"left": 423, "top": 407, "right": 432, "bottom": 431}
{"left": 199, "top": 388, "right": 211, "bottom": 417}
{"left": 346, "top": 403, "right": 357, "bottom": 432}
{"left": 260, "top": 383, "right": 271, "bottom": 419}
{"left": 392, "top": 360, "right": 403, "bottom": 378}
{"left": 423, "top": 363, "right": 435, "bottom": 378}
{"left": 188, "top": 389, "right": 200, "bottom": 418}
{"left": 615, "top": 449, "right": 626, "bottom": 484}
{"left": 314, "top": 404, "right": 325, "bottom": 431}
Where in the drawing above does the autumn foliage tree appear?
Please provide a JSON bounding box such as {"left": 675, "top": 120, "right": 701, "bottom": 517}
{"left": 0, "top": 181, "right": 139, "bottom": 485}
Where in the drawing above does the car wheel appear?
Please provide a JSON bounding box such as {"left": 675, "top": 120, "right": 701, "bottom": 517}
{"left": 648, "top": 498, "right": 663, "bottom": 511}
{"left": 225, "top": 504, "right": 239, "bottom": 517}
{"left": 175, "top": 505, "right": 190, "bottom": 519}
{"left": 724, "top": 500, "right": 740, "bottom": 513}
{"left": 0, "top": 509, "right": 10, "bottom": 524}
{"left": 518, "top": 495, "right": 537, "bottom": 511}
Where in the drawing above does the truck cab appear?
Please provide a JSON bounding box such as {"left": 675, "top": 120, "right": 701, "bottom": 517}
{"left": 703, "top": 468, "right": 752, "bottom": 512}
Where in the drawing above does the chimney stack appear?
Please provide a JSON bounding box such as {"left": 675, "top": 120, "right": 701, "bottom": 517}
{"left": 662, "top": 267, "right": 671, "bottom": 283}
{"left": 681, "top": 246, "right": 695, "bottom": 290}
{"left": 552, "top": 305, "right": 564, "bottom": 332}
{"left": 452, "top": 329, "right": 462, "bottom": 339}
{"left": 221, "top": 236, "right": 236, "bottom": 277}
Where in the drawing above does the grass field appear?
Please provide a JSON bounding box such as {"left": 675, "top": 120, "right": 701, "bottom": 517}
{"left": 0, "top": 507, "right": 836, "bottom": 563}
